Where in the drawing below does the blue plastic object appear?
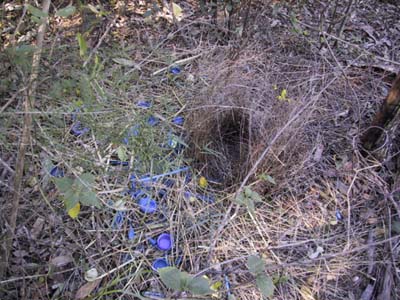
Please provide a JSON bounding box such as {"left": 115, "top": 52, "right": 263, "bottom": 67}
{"left": 137, "top": 101, "right": 151, "bottom": 108}
{"left": 152, "top": 258, "right": 169, "bottom": 270}
{"left": 148, "top": 237, "right": 157, "bottom": 246}
{"left": 147, "top": 115, "right": 159, "bottom": 126}
{"left": 109, "top": 160, "right": 129, "bottom": 166}
{"left": 171, "top": 116, "right": 184, "bottom": 125}
{"left": 123, "top": 125, "right": 140, "bottom": 144}
{"left": 112, "top": 211, "right": 125, "bottom": 229}
{"left": 335, "top": 209, "right": 344, "bottom": 221}
{"left": 138, "top": 196, "right": 157, "bottom": 213}
{"left": 128, "top": 225, "right": 136, "bottom": 240}
{"left": 50, "top": 166, "right": 64, "bottom": 178}
{"left": 71, "top": 121, "right": 90, "bottom": 136}
{"left": 157, "top": 233, "right": 172, "bottom": 251}
{"left": 143, "top": 291, "right": 165, "bottom": 298}
{"left": 170, "top": 67, "right": 181, "bottom": 75}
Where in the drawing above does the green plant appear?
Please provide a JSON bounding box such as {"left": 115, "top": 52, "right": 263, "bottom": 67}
{"left": 234, "top": 187, "right": 262, "bottom": 216}
{"left": 158, "top": 267, "right": 213, "bottom": 296}
{"left": 247, "top": 255, "right": 275, "bottom": 299}
{"left": 54, "top": 172, "right": 100, "bottom": 218}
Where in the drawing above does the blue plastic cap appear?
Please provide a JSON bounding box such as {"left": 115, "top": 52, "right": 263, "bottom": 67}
{"left": 71, "top": 121, "right": 90, "bottom": 136}
{"left": 50, "top": 166, "right": 64, "bottom": 178}
{"left": 147, "top": 115, "right": 159, "bottom": 126}
{"left": 170, "top": 67, "right": 181, "bottom": 75}
{"left": 157, "top": 233, "right": 172, "bottom": 251}
{"left": 172, "top": 116, "right": 184, "bottom": 125}
{"left": 128, "top": 225, "right": 136, "bottom": 240}
{"left": 335, "top": 210, "right": 343, "bottom": 221}
{"left": 137, "top": 101, "right": 151, "bottom": 109}
{"left": 152, "top": 258, "right": 169, "bottom": 271}
{"left": 138, "top": 197, "right": 157, "bottom": 213}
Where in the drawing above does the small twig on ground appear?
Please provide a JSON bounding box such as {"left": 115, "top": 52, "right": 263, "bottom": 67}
{"left": 4, "top": 0, "right": 51, "bottom": 273}
{"left": 152, "top": 53, "right": 204, "bottom": 76}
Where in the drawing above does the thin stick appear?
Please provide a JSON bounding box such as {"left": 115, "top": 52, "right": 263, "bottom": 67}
{"left": 6, "top": 0, "right": 51, "bottom": 271}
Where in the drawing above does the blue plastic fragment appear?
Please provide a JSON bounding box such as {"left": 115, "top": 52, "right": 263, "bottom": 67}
{"left": 50, "top": 166, "right": 64, "bottom": 178}
{"left": 71, "top": 121, "right": 90, "bottom": 136}
{"left": 152, "top": 258, "right": 169, "bottom": 271}
{"left": 171, "top": 116, "right": 184, "bottom": 125}
{"left": 148, "top": 237, "right": 157, "bottom": 246}
{"left": 335, "top": 209, "right": 343, "bottom": 221}
{"left": 158, "top": 189, "right": 167, "bottom": 199}
{"left": 130, "top": 167, "right": 190, "bottom": 184}
{"left": 170, "top": 67, "right": 181, "bottom": 75}
{"left": 224, "top": 275, "right": 231, "bottom": 294}
{"left": 138, "top": 196, "right": 157, "bottom": 213}
{"left": 109, "top": 160, "right": 129, "bottom": 166}
{"left": 175, "top": 255, "right": 182, "bottom": 266}
{"left": 112, "top": 211, "right": 125, "bottom": 229}
{"left": 147, "top": 115, "right": 159, "bottom": 126}
{"left": 163, "top": 178, "right": 175, "bottom": 188}
{"left": 137, "top": 101, "right": 151, "bottom": 109}
{"left": 130, "top": 188, "right": 145, "bottom": 199}
{"left": 128, "top": 225, "right": 136, "bottom": 240}
{"left": 143, "top": 291, "right": 165, "bottom": 298}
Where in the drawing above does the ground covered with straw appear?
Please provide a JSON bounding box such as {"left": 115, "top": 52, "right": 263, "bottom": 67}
{"left": 1, "top": 1, "right": 400, "bottom": 300}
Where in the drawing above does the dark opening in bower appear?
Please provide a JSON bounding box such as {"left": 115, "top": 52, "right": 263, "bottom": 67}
{"left": 188, "top": 108, "right": 251, "bottom": 188}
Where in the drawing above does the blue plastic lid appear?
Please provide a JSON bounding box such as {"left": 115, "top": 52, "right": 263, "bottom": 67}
{"left": 50, "top": 166, "right": 64, "bottom": 178}
{"left": 172, "top": 116, "right": 184, "bottom": 125}
{"left": 157, "top": 233, "right": 172, "bottom": 251}
{"left": 152, "top": 258, "right": 169, "bottom": 271}
{"left": 170, "top": 67, "right": 181, "bottom": 75}
{"left": 138, "top": 196, "right": 157, "bottom": 213}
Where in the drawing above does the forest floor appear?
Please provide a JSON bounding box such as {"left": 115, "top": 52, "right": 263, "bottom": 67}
{"left": 1, "top": 1, "right": 400, "bottom": 300}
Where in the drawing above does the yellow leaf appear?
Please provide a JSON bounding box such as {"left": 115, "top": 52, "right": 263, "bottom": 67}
{"left": 172, "top": 3, "right": 183, "bottom": 21}
{"left": 211, "top": 281, "right": 222, "bottom": 291}
{"left": 68, "top": 202, "right": 80, "bottom": 219}
{"left": 199, "top": 176, "right": 208, "bottom": 188}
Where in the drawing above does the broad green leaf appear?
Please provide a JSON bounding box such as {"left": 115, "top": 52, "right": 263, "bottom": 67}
{"left": 246, "top": 197, "right": 256, "bottom": 217}
{"left": 247, "top": 255, "right": 265, "bottom": 276}
{"left": 56, "top": 6, "right": 76, "bottom": 17}
{"left": 158, "top": 267, "right": 183, "bottom": 291}
{"left": 117, "top": 146, "right": 128, "bottom": 161}
{"left": 79, "top": 173, "right": 95, "bottom": 186}
{"left": 64, "top": 188, "right": 80, "bottom": 210}
{"left": 259, "top": 173, "right": 276, "bottom": 185}
{"left": 54, "top": 177, "right": 73, "bottom": 193}
{"left": 80, "top": 190, "right": 100, "bottom": 208}
{"left": 256, "top": 274, "right": 275, "bottom": 299}
{"left": 234, "top": 193, "right": 246, "bottom": 205}
{"left": 187, "top": 276, "right": 213, "bottom": 295}
{"left": 68, "top": 202, "right": 80, "bottom": 219}
{"left": 77, "top": 33, "right": 88, "bottom": 57}
{"left": 251, "top": 191, "right": 262, "bottom": 203}
{"left": 26, "top": 4, "right": 48, "bottom": 18}
{"left": 244, "top": 187, "right": 252, "bottom": 197}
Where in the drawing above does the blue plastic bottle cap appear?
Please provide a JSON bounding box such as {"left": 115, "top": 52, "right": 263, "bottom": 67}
{"left": 152, "top": 258, "right": 169, "bottom": 271}
{"left": 171, "top": 116, "right": 184, "bottom": 125}
{"left": 170, "top": 67, "right": 181, "bottom": 75}
{"left": 157, "top": 233, "right": 172, "bottom": 251}
{"left": 138, "top": 197, "right": 157, "bottom": 213}
{"left": 50, "top": 166, "right": 64, "bottom": 178}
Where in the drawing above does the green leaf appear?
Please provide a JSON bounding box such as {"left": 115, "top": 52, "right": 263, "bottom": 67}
{"left": 246, "top": 197, "right": 256, "bottom": 217}
{"left": 234, "top": 193, "right": 246, "bottom": 205}
{"left": 228, "top": 294, "right": 237, "bottom": 300}
{"left": 117, "top": 146, "right": 128, "bottom": 161}
{"left": 244, "top": 187, "right": 252, "bottom": 197}
{"left": 78, "top": 173, "right": 95, "bottom": 186}
{"left": 256, "top": 274, "right": 274, "bottom": 299}
{"left": 54, "top": 177, "right": 73, "bottom": 193}
{"left": 187, "top": 276, "right": 213, "bottom": 295}
{"left": 77, "top": 33, "right": 88, "bottom": 57}
{"left": 251, "top": 191, "right": 262, "bottom": 203}
{"left": 26, "top": 4, "right": 48, "bottom": 18}
{"left": 56, "top": 6, "right": 76, "bottom": 17}
{"left": 113, "top": 58, "right": 136, "bottom": 67}
{"left": 247, "top": 255, "right": 265, "bottom": 276}
{"left": 158, "top": 267, "right": 184, "bottom": 291}
{"left": 64, "top": 188, "right": 80, "bottom": 210}
{"left": 80, "top": 190, "right": 100, "bottom": 208}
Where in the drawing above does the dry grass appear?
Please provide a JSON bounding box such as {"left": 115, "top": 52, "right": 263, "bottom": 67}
{"left": 1, "top": 1, "right": 400, "bottom": 300}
